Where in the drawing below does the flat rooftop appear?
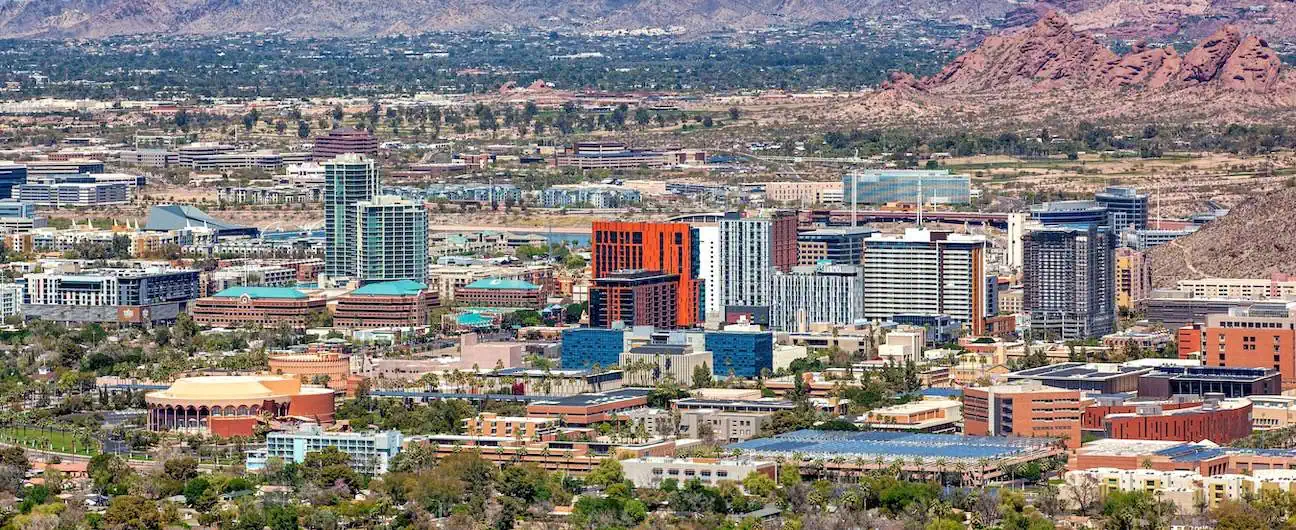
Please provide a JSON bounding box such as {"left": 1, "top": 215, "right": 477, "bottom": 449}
{"left": 528, "top": 388, "right": 651, "bottom": 407}
{"left": 728, "top": 430, "right": 1057, "bottom": 462}
{"left": 1079, "top": 439, "right": 1296, "bottom": 462}
{"left": 1008, "top": 362, "right": 1150, "bottom": 381}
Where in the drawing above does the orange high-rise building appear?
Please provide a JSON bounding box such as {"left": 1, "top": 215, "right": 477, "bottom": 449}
{"left": 592, "top": 221, "right": 702, "bottom": 327}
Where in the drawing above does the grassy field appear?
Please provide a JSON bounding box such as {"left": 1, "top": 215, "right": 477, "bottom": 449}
{"left": 0, "top": 426, "right": 100, "bottom": 456}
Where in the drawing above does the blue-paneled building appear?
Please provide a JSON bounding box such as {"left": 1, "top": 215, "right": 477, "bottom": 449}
{"left": 705, "top": 330, "right": 773, "bottom": 378}
{"left": 560, "top": 327, "right": 626, "bottom": 370}
{"left": 842, "top": 170, "right": 971, "bottom": 205}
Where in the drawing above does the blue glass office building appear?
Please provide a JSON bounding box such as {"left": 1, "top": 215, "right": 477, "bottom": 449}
{"left": 0, "top": 163, "right": 27, "bottom": 200}
{"left": 1095, "top": 186, "right": 1149, "bottom": 230}
{"left": 560, "top": 327, "right": 626, "bottom": 370}
{"left": 1029, "top": 200, "right": 1110, "bottom": 228}
{"left": 842, "top": 170, "right": 971, "bottom": 205}
{"left": 705, "top": 330, "right": 773, "bottom": 378}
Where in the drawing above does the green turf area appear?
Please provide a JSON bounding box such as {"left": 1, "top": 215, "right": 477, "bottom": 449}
{"left": 0, "top": 426, "right": 100, "bottom": 456}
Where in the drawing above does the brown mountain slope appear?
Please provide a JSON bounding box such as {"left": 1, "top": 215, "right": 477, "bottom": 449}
{"left": 4, "top": 0, "right": 1296, "bottom": 39}
{"left": 1149, "top": 188, "right": 1296, "bottom": 287}
{"left": 919, "top": 12, "right": 1283, "bottom": 94}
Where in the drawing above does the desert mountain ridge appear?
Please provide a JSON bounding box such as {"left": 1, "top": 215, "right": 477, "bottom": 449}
{"left": 4, "top": 0, "right": 1296, "bottom": 39}
{"left": 885, "top": 11, "right": 1284, "bottom": 94}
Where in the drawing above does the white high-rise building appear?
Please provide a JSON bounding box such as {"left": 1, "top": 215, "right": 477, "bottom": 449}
{"left": 718, "top": 213, "right": 797, "bottom": 309}
{"left": 1007, "top": 212, "right": 1026, "bottom": 271}
{"left": 770, "top": 263, "right": 864, "bottom": 332}
{"left": 695, "top": 225, "right": 722, "bottom": 322}
{"left": 862, "top": 228, "right": 988, "bottom": 334}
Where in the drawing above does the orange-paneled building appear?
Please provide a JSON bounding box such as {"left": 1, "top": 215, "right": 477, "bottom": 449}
{"left": 591, "top": 221, "right": 702, "bottom": 327}
{"left": 1183, "top": 310, "right": 1296, "bottom": 389}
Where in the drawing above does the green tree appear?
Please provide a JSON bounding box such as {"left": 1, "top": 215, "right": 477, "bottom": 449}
{"left": 692, "top": 363, "right": 713, "bottom": 389}
{"left": 104, "top": 495, "right": 162, "bottom": 530}
{"left": 586, "top": 458, "right": 624, "bottom": 489}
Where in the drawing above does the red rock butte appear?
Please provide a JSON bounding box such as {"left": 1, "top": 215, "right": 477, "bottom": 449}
{"left": 913, "top": 11, "right": 1283, "bottom": 94}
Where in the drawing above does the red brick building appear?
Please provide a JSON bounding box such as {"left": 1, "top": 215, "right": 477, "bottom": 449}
{"left": 526, "top": 389, "right": 650, "bottom": 426}
{"left": 334, "top": 279, "right": 438, "bottom": 328}
{"left": 190, "top": 286, "right": 326, "bottom": 328}
{"left": 964, "top": 383, "right": 1084, "bottom": 448}
{"left": 1180, "top": 309, "right": 1296, "bottom": 389}
{"left": 1102, "top": 398, "right": 1253, "bottom": 444}
{"left": 454, "top": 278, "right": 545, "bottom": 308}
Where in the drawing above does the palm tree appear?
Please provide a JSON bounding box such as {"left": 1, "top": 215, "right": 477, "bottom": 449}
{"left": 933, "top": 457, "right": 948, "bottom": 486}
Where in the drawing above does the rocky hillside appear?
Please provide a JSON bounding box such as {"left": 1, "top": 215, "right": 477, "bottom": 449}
{"left": 915, "top": 12, "right": 1283, "bottom": 93}
{"left": 1149, "top": 188, "right": 1296, "bottom": 287}
{"left": 4, "top": 0, "right": 1296, "bottom": 39}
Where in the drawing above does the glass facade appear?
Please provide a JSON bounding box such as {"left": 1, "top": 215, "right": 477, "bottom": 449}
{"left": 561, "top": 328, "right": 626, "bottom": 370}
{"left": 842, "top": 170, "right": 971, "bottom": 205}
{"left": 324, "top": 155, "right": 379, "bottom": 279}
{"left": 705, "top": 331, "right": 773, "bottom": 378}
{"left": 1095, "top": 186, "right": 1149, "bottom": 230}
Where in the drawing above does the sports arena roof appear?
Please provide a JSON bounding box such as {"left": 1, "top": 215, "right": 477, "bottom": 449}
{"left": 143, "top": 205, "right": 259, "bottom": 238}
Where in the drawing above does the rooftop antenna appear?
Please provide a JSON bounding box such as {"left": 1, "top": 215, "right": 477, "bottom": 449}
{"left": 850, "top": 172, "right": 857, "bottom": 228}
{"left": 916, "top": 175, "right": 923, "bottom": 228}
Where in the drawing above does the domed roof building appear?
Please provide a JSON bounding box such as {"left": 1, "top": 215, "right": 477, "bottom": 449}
{"left": 145, "top": 375, "right": 335, "bottom": 437}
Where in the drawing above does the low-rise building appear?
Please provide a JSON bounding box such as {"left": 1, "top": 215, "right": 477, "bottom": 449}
{"left": 465, "top": 412, "right": 559, "bottom": 439}
{"left": 1101, "top": 397, "right": 1253, "bottom": 444}
{"left": 865, "top": 398, "right": 962, "bottom": 433}
{"left": 525, "top": 388, "right": 651, "bottom": 425}
{"left": 619, "top": 344, "right": 713, "bottom": 386}
{"left": 333, "top": 280, "right": 438, "bottom": 329}
{"left": 621, "top": 457, "right": 776, "bottom": 488}
{"left": 454, "top": 278, "right": 546, "bottom": 308}
{"left": 189, "top": 286, "right": 327, "bottom": 328}
{"left": 1251, "top": 395, "right": 1296, "bottom": 430}
{"left": 246, "top": 424, "right": 401, "bottom": 474}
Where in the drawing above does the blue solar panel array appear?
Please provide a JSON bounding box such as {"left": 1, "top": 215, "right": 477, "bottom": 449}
{"left": 1153, "top": 443, "right": 1296, "bottom": 462}
{"left": 728, "top": 430, "right": 1055, "bottom": 461}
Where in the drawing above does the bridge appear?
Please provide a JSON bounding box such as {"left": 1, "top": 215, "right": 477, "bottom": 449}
{"left": 804, "top": 209, "right": 1011, "bottom": 228}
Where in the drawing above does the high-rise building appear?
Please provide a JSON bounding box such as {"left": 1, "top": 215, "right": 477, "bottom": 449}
{"left": 1096, "top": 186, "right": 1150, "bottom": 230}
{"left": 1029, "top": 200, "right": 1110, "bottom": 228}
{"left": 0, "top": 163, "right": 27, "bottom": 200}
{"left": 591, "top": 221, "right": 702, "bottom": 327}
{"left": 861, "top": 228, "right": 988, "bottom": 334}
{"left": 1023, "top": 224, "right": 1116, "bottom": 340}
{"left": 718, "top": 212, "right": 797, "bottom": 309}
{"left": 312, "top": 127, "right": 379, "bottom": 161}
{"left": 796, "top": 226, "right": 874, "bottom": 265}
{"left": 1116, "top": 248, "right": 1152, "bottom": 311}
{"left": 589, "top": 270, "right": 680, "bottom": 329}
{"left": 770, "top": 263, "right": 863, "bottom": 332}
{"left": 323, "top": 154, "right": 380, "bottom": 284}
{"left": 355, "top": 195, "right": 428, "bottom": 285}
{"left": 842, "top": 170, "right": 971, "bottom": 205}
{"left": 695, "top": 224, "right": 721, "bottom": 322}
{"left": 1007, "top": 212, "right": 1026, "bottom": 271}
